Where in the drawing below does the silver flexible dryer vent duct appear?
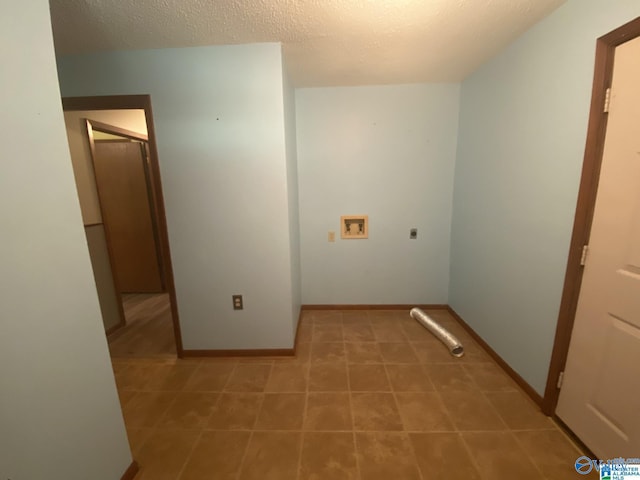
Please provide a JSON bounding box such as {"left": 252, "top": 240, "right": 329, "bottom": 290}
{"left": 410, "top": 308, "right": 464, "bottom": 358}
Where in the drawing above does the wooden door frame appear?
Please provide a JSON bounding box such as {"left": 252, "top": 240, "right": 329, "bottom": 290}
{"left": 62, "top": 95, "right": 184, "bottom": 356}
{"left": 542, "top": 16, "right": 640, "bottom": 415}
{"left": 87, "top": 120, "right": 167, "bottom": 292}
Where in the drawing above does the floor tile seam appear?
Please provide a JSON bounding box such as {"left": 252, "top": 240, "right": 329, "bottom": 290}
{"left": 174, "top": 428, "right": 206, "bottom": 480}
{"left": 455, "top": 422, "right": 487, "bottom": 480}
{"left": 295, "top": 361, "right": 311, "bottom": 480}
{"left": 344, "top": 354, "right": 362, "bottom": 480}
{"left": 234, "top": 430, "right": 256, "bottom": 480}
{"left": 197, "top": 387, "right": 225, "bottom": 431}
{"left": 510, "top": 429, "right": 562, "bottom": 479}
{"left": 474, "top": 384, "right": 512, "bottom": 432}
{"left": 381, "top": 362, "right": 426, "bottom": 480}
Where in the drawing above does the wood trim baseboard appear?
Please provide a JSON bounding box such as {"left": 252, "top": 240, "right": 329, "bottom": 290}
{"left": 301, "top": 304, "right": 448, "bottom": 311}
{"left": 120, "top": 461, "right": 139, "bottom": 480}
{"left": 447, "top": 306, "right": 544, "bottom": 407}
{"left": 182, "top": 348, "right": 294, "bottom": 358}
{"left": 293, "top": 307, "right": 304, "bottom": 353}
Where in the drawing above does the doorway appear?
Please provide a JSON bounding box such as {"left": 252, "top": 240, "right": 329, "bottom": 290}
{"left": 62, "top": 95, "right": 183, "bottom": 358}
{"left": 543, "top": 17, "right": 640, "bottom": 457}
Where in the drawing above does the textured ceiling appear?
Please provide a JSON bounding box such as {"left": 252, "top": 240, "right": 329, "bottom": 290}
{"left": 49, "top": 0, "right": 566, "bottom": 87}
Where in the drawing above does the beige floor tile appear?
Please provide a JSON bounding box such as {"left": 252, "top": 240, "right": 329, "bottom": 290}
{"left": 157, "top": 391, "right": 218, "bottom": 429}
{"left": 184, "top": 363, "right": 235, "bottom": 391}
{"left": 351, "top": 393, "right": 403, "bottom": 431}
{"left": 462, "top": 431, "right": 542, "bottom": 480}
{"left": 291, "top": 342, "right": 311, "bottom": 363}
{"left": 300, "top": 432, "right": 358, "bottom": 480}
{"left": 464, "top": 362, "right": 518, "bottom": 392}
{"left": 144, "top": 363, "right": 198, "bottom": 391}
{"left": 310, "top": 342, "right": 346, "bottom": 363}
{"left": 348, "top": 364, "right": 391, "bottom": 391}
{"left": 265, "top": 363, "right": 308, "bottom": 392}
{"left": 297, "top": 324, "right": 312, "bottom": 342}
{"left": 412, "top": 339, "right": 460, "bottom": 363}
{"left": 402, "top": 320, "right": 435, "bottom": 341}
{"left": 457, "top": 339, "right": 492, "bottom": 363}
{"left": 239, "top": 431, "right": 302, "bottom": 480}
{"left": 236, "top": 357, "right": 276, "bottom": 364}
{"left": 341, "top": 311, "right": 370, "bottom": 324}
{"left": 299, "top": 312, "right": 313, "bottom": 325}
{"left": 371, "top": 324, "right": 409, "bottom": 343}
{"left": 115, "top": 363, "right": 163, "bottom": 391}
{"left": 485, "top": 391, "right": 554, "bottom": 430}
{"left": 308, "top": 362, "right": 349, "bottom": 391}
{"left": 424, "top": 363, "right": 477, "bottom": 392}
{"left": 342, "top": 324, "right": 376, "bottom": 342}
{"left": 224, "top": 364, "right": 271, "bottom": 392}
{"left": 410, "top": 432, "right": 481, "bottom": 480}
{"left": 254, "top": 393, "right": 306, "bottom": 430}
{"left": 312, "top": 324, "right": 344, "bottom": 342}
{"left": 180, "top": 430, "right": 250, "bottom": 480}
{"left": 395, "top": 392, "right": 454, "bottom": 431}
{"left": 111, "top": 360, "right": 130, "bottom": 374}
{"left": 126, "top": 427, "right": 155, "bottom": 456}
{"left": 442, "top": 391, "right": 506, "bottom": 431}
{"left": 304, "top": 392, "right": 352, "bottom": 431}
{"left": 135, "top": 428, "right": 200, "bottom": 480}
{"left": 118, "top": 389, "right": 138, "bottom": 409}
{"left": 515, "top": 429, "right": 584, "bottom": 480}
{"left": 207, "top": 393, "right": 263, "bottom": 430}
{"left": 368, "top": 311, "right": 401, "bottom": 323}
{"left": 121, "top": 391, "right": 177, "bottom": 428}
{"left": 345, "top": 342, "right": 383, "bottom": 364}
{"left": 311, "top": 311, "right": 342, "bottom": 324}
{"left": 385, "top": 364, "right": 434, "bottom": 392}
{"left": 355, "top": 432, "right": 421, "bottom": 480}
{"left": 378, "top": 343, "right": 419, "bottom": 363}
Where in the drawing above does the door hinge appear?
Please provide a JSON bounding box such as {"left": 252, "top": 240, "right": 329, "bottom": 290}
{"left": 604, "top": 87, "right": 611, "bottom": 113}
{"left": 580, "top": 245, "right": 589, "bottom": 266}
{"left": 557, "top": 371, "right": 565, "bottom": 389}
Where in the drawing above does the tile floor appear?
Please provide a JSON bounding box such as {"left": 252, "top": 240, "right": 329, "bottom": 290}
{"left": 113, "top": 309, "right": 585, "bottom": 480}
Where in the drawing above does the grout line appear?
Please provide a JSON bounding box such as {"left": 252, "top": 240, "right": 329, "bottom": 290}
{"left": 345, "top": 351, "right": 362, "bottom": 480}
{"left": 174, "top": 428, "right": 205, "bottom": 480}
{"left": 511, "top": 430, "right": 550, "bottom": 479}
{"left": 382, "top": 362, "right": 426, "bottom": 480}
{"left": 234, "top": 430, "right": 255, "bottom": 480}
{"left": 431, "top": 380, "right": 486, "bottom": 479}
{"left": 295, "top": 356, "right": 311, "bottom": 480}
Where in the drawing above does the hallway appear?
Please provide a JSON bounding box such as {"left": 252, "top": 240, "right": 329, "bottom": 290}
{"left": 108, "top": 293, "right": 176, "bottom": 358}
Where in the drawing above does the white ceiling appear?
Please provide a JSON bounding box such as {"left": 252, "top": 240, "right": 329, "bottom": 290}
{"left": 49, "top": 0, "right": 566, "bottom": 87}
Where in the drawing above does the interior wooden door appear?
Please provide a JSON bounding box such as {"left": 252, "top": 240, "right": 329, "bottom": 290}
{"left": 93, "top": 140, "right": 164, "bottom": 293}
{"left": 555, "top": 36, "right": 640, "bottom": 458}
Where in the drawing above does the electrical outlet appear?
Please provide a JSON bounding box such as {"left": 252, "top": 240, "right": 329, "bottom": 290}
{"left": 232, "top": 295, "right": 243, "bottom": 310}
{"left": 328, "top": 231, "right": 336, "bottom": 242}
{"left": 410, "top": 228, "right": 418, "bottom": 239}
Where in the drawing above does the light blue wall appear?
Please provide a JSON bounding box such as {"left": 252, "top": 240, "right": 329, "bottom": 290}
{"left": 57, "top": 44, "right": 297, "bottom": 349}
{"left": 282, "top": 54, "right": 302, "bottom": 331}
{"left": 450, "top": 0, "right": 640, "bottom": 394}
{"left": 0, "top": 1, "right": 131, "bottom": 477}
{"left": 297, "top": 84, "right": 460, "bottom": 304}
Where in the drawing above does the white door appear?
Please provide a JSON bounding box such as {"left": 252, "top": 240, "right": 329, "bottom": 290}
{"left": 556, "top": 36, "right": 640, "bottom": 458}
